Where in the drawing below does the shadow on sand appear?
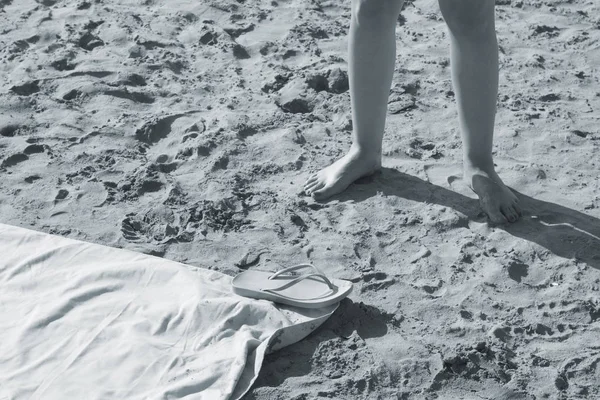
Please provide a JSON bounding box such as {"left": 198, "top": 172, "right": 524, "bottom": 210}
{"left": 334, "top": 167, "right": 600, "bottom": 270}
{"left": 244, "top": 167, "right": 599, "bottom": 397}
{"left": 242, "top": 300, "right": 390, "bottom": 397}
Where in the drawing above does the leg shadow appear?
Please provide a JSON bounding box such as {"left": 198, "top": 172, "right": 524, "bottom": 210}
{"left": 332, "top": 167, "right": 600, "bottom": 270}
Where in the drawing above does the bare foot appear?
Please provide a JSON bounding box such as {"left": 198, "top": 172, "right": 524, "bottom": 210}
{"left": 464, "top": 164, "right": 522, "bottom": 224}
{"left": 304, "top": 147, "right": 381, "bottom": 200}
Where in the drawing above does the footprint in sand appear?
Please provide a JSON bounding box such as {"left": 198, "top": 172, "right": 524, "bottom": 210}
{"left": 1, "top": 153, "right": 28, "bottom": 168}
{"left": 0, "top": 124, "right": 21, "bottom": 137}
{"left": 51, "top": 57, "right": 77, "bottom": 71}
{"left": 360, "top": 271, "right": 395, "bottom": 293}
{"left": 103, "top": 89, "right": 154, "bottom": 104}
{"left": 121, "top": 206, "right": 194, "bottom": 244}
{"left": 78, "top": 32, "right": 104, "bottom": 51}
{"left": 23, "top": 144, "right": 45, "bottom": 154}
{"left": 24, "top": 175, "right": 42, "bottom": 183}
{"left": 35, "top": 0, "right": 57, "bottom": 6}
{"left": 135, "top": 114, "right": 186, "bottom": 144}
{"left": 10, "top": 81, "right": 40, "bottom": 96}
{"left": 113, "top": 166, "right": 165, "bottom": 200}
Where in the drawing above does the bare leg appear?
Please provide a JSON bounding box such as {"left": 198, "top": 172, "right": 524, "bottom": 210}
{"left": 304, "top": 0, "right": 404, "bottom": 200}
{"left": 439, "top": 0, "right": 521, "bottom": 223}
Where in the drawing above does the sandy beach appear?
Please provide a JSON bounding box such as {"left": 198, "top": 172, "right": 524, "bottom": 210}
{"left": 1, "top": 0, "right": 599, "bottom": 398}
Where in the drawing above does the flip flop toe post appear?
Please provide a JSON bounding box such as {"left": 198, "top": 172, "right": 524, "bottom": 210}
{"left": 232, "top": 264, "right": 352, "bottom": 309}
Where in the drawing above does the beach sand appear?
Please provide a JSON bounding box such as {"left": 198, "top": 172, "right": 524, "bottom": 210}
{"left": 1, "top": 0, "right": 599, "bottom": 398}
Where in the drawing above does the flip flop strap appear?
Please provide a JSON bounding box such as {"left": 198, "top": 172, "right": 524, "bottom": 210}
{"left": 261, "top": 272, "right": 334, "bottom": 294}
{"left": 269, "top": 263, "right": 323, "bottom": 280}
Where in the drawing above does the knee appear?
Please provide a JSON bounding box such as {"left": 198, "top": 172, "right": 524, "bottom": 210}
{"left": 352, "top": 0, "right": 404, "bottom": 27}
{"left": 438, "top": 0, "right": 495, "bottom": 38}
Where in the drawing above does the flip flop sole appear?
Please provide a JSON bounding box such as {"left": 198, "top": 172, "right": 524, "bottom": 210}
{"left": 232, "top": 270, "right": 353, "bottom": 309}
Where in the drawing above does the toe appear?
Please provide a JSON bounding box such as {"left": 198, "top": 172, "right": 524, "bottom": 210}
{"left": 507, "top": 208, "right": 519, "bottom": 223}
{"left": 312, "top": 187, "right": 328, "bottom": 200}
{"left": 305, "top": 179, "right": 322, "bottom": 191}
{"left": 510, "top": 205, "right": 522, "bottom": 220}
{"left": 312, "top": 181, "right": 335, "bottom": 199}
{"left": 501, "top": 206, "right": 517, "bottom": 223}
{"left": 304, "top": 183, "right": 316, "bottom": 193}
{"left": 489, "top": 207, "right": 508, "bottom": 224}
{"left": 307, "top": 181, "right": 325, "bottom": 195}
{"left": 304, "top": 174, "right": 318, "bottom": 185}
{"left": 479, "top": 198, "right": 507, "bottom": 224}
{"left": 512, "top": 202, "right": 523, "bottom": 216}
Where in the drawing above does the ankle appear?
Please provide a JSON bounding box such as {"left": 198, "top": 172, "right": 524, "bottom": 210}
{"left": 349, "top": 143, "right": 382, "bottom": 160}
{"left": 464, "top": 156, "right": 495, "bottom": 174}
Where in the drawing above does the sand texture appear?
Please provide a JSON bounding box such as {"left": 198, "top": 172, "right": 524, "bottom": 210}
{"left": 1, "top": 0, "right": 599, "bottom": 399}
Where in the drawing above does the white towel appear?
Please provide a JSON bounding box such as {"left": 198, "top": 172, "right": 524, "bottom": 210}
{"left": 0, "top": 223, "right": 336, "bottom": 400}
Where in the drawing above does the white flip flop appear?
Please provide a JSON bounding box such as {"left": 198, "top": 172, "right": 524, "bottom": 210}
{"left": 232, "top": 264, "right": 353, "bottom": 309}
